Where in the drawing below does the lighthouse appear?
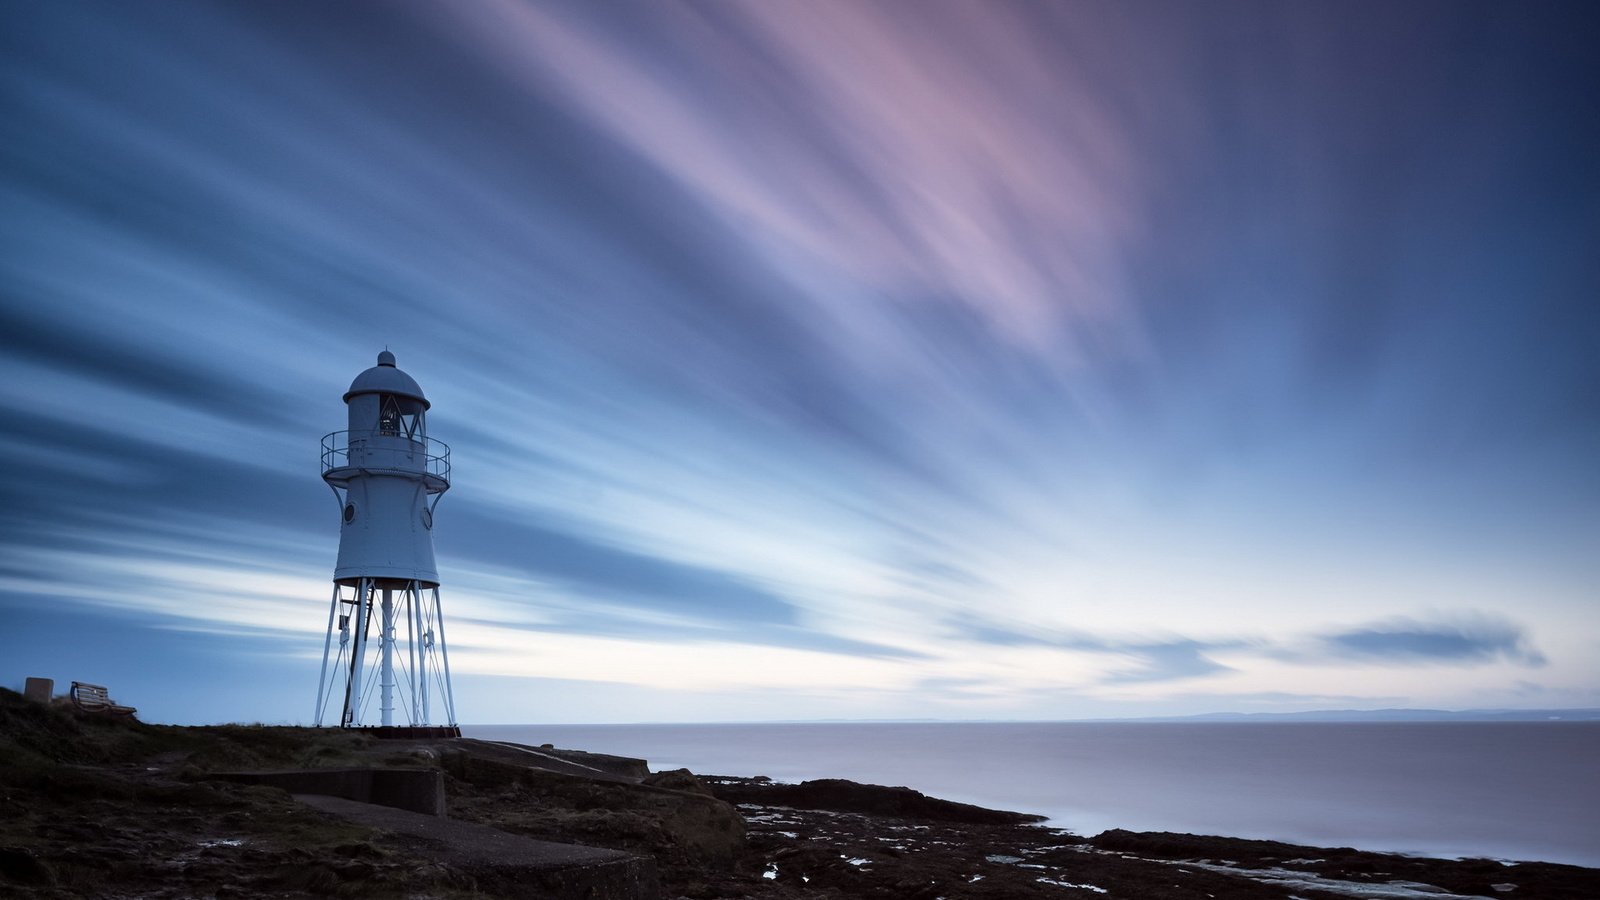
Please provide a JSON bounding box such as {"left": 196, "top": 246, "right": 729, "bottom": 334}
{"left": 314, "top": 350, "right": 458, "bottom": 732}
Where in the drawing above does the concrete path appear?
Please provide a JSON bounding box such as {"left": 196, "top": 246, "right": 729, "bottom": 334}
{"left": 297, "top": 794, "right": 659, "bottom": 899}
{"left": 457, "top": 738, "right": 650, "bottom": 781}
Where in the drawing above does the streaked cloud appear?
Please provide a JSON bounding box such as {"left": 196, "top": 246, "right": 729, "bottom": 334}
{"left": 1316, "top": 615, "right": 1547, "bottom": 668}
{"left": 1099, "top": 640, "right": 1236, "bottom": 685}
{"left": 437, "top": 0, "right": 1152, "bottom": 362}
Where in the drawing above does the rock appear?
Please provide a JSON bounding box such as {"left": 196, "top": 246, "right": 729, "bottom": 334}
{"left": 645, "top": 769, "right": 715, "bottom": 797}
{"left": 0, "top": 846, "right": 55, "bottom": 885}
{"left": 707, "top": 777, "right": 1046, "bottom": 825}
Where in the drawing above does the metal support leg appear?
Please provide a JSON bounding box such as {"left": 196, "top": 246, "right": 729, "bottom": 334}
{"left": 412, "top": 582, "right": 432, "bottom": 720}
{"left": 434, "top": 587, "right": 458, "bottom": 726}
{"left": 346, "top": 578, "right": 372, "bottom": 727}
{"left": 315, "top": 583, "right": 339, "bottom": 725}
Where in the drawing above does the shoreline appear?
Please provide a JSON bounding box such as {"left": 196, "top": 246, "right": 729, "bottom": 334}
{"left": 467, "top": 720, "right": 1600, "bottom": 871}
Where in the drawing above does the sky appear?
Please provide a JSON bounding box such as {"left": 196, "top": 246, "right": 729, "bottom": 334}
{"left": 2, "top": 0, "right": 1597, "bottom": 725}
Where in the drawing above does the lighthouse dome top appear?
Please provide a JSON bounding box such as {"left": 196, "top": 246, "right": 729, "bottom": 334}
{"left": 343, "top": 350, "right": 430, "bottom": 408}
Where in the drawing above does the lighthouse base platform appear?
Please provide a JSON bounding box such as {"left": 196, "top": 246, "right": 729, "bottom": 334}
{"left": 348, "top": 724, "right": 463, "bottom": 740}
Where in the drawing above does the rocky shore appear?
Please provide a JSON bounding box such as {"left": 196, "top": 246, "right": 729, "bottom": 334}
{"left": 3, "top": 689, "right": 1597, "bottom": 899}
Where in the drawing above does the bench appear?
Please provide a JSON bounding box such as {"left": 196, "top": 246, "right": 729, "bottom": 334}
{"left": 70, "top": 681, "right": 137, "bottom": 717}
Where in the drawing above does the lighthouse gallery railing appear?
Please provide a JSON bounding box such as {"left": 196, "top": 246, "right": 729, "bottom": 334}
{"left": 321, "top": 430, "right": 451, "bottom": 486}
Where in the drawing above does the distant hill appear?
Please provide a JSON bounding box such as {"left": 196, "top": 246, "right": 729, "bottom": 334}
{"left": 1105, "top": 708, "right": 1600, "bottom": 723}
{"left": 739, "top": 709, "right": 1600, "bottom": 725}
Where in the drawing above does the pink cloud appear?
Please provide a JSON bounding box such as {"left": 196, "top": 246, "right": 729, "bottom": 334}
{"left": 435, "top": 0, "right": 1163, "bottom": 358}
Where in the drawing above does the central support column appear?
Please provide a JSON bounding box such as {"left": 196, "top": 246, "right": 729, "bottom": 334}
{"left": 380, "top": 587, "right": 395, "bottom": 726}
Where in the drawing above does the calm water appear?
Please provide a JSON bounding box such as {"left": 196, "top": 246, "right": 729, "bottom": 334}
{"left": 465, "top": 721, "right": 1600, "bottom": 867}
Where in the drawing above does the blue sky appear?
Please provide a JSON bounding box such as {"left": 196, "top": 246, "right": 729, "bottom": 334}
{"left": 2, "top": 0, "right": 1597, "bottom": 725}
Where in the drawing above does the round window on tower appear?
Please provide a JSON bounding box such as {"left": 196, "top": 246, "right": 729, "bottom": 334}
{"left": 421, "top": 507, "right": 433, "bottom": 530}
{"left": 343, "top": 503, "right": 356, "bottom": 524}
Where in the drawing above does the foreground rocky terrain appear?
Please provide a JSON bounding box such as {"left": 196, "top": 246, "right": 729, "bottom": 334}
{"left": 698, "top": 776, "right": 1600, "bottom": 900}
{"left": 3, "top": 688, "right": 1597, "bottom": 899}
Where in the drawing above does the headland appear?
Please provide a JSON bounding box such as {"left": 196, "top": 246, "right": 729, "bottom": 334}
{"left": 3, "top": 688, "right": 1596, "bottom": 899}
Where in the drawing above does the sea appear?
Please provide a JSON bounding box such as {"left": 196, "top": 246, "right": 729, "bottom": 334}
{"left": 464, "top": 721, "right": 1600, "bottom": 868}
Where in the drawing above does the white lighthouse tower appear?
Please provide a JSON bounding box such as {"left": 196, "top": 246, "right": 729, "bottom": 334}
{"left": 314, "top": 350, "right": 458, "bottom": 733}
